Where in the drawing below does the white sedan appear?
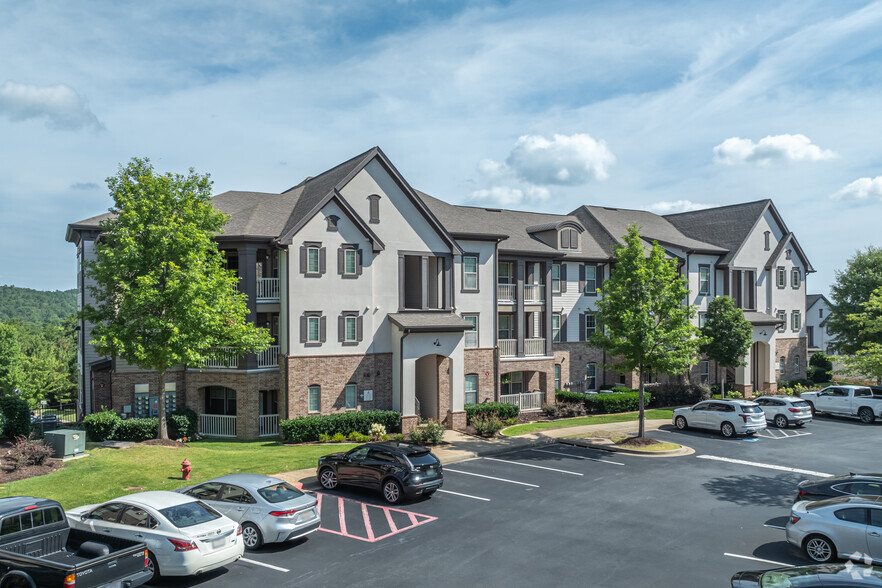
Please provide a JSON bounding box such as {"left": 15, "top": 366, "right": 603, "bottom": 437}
{"left": 66, "top": 490, "right": 243, "bottom": 578}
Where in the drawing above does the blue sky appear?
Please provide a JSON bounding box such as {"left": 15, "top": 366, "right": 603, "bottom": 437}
{"left": 2, "top": 0, "right": 881, "bottom": 294}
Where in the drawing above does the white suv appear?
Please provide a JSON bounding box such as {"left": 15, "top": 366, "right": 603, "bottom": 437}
{"left": 672, "top": 399, "right": 767, "bottom": 438}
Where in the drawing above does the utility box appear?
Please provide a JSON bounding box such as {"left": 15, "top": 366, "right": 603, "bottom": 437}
{"left": 43, "top": 429, "right": 85, "bottom": 459}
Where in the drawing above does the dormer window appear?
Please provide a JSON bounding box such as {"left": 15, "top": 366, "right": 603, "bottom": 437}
{"left": 559, "top": 228, "right": 579, "bottom": 250}
{"left": 368, "top": 194, "right": 381, "bottom": 224}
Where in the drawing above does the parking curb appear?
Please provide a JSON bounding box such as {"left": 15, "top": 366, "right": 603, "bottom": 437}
{"left": 556, "top": 437, "right": 694, "bottom": 457}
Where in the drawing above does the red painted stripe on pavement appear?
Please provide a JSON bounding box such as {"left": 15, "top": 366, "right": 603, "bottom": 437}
{"left": 338, "top": 497, "right": 347, "bottom": 535}
{"left": 362, "top": 503, "right": 375, "bottom": 541}
{"left": 384, "top": 507, "right": 398, "bottom": 533}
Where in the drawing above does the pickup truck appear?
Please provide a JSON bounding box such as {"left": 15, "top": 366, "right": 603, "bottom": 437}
{"left": 0, "top": 496, "right": 152, "bottom": 588}
{"left": 801, "top": 385, "right": 882, "bottom": 424}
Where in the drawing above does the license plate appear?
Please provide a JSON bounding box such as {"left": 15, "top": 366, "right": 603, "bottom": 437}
{"left": 101, "top": 582, "right": 122, "bottom": 588}
{"left": 301, "top": 509, "right": 315, "bottom": 521}
{"left": 211, "top": 537, "right": 227, "bottom": 549}
{"left": 425, "top": 467, "right": 435, "bottom": 475}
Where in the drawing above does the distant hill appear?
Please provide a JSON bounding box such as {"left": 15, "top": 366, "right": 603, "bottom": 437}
{"left": 0, "top": 285, "right": 77, "bottom": 324}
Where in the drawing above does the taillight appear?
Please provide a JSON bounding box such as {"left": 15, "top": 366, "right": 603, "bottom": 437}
{"left": 789, "top": 408, "right": 801, "bottom": 413}
{"left": 740, "top": 414, "right": 749, "bottom": 422}
{"left": 791, "top": 515, "right": 801, "bottom": 524}
{"left": 64, "top": 573, "right": 75, "bottom": 587}
{"left": 237, "top": 525, "right": 242, "bottom": 535}
{"left": 798, "top": 490, "right": 807, "bottom": 497}
{"left": 167, "top": 537, "right": 197, "bottom": 551}
{"left": 144, "top": 549, "right": 149, "bottom": 568}
{"left": 269, "top": 509, "right": 298, "bottom": 517}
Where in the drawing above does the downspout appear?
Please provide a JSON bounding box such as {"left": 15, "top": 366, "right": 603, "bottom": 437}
{"left": 80, "top": 241, "right": 86, "bottom": 419}
{"left": 400, "top": 329, "right": 411, "bottom": 418}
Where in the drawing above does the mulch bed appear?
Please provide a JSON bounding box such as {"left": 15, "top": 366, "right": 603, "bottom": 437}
{"left": 0, "top": 439, "right": 64, "bottom": 484}
{"left": 141, "top": 439, "right": 185, "bottom": 448}
{"left": 617, "top": 436, "right": 662, "bottom": 448}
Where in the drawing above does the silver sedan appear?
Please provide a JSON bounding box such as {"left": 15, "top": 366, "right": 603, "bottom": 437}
{"left": 787, "top": 496, "right": 882, "bottom": 563}
{"left": 178, "top": 474, "right": 320, "bottom": 550}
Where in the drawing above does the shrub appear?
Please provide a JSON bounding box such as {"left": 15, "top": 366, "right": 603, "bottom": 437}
{"left": 808, "top": 353, "right": 833, "bottom": 384}
{"left": 168, "top": 407, "right": 198, "bottom": 439}
{"left": 472, "top": 412, "right": 504, "bottom": 437}
{"left": 554, "top": 390, "right": 587, "bottom": 406}
{"left": 318, "top": 433, "right": 331, "bottom": 442}
{"left": 712, "top": 391, "right": 743, "bottom": 400}
{"left": 393, "top": 433, "right": 405, "bottom": 442}
{"left": 348, "top": 431, "right": 371, "bottom": 443}
{"left": 409, "top": 419, "right": 445, "bottom": 445}
{"left": 82, "top": 410, "right": 122, "bottom": 442}
{"left": 9, "top": 434, "right": 54, "bottom": 470}
{"left": 369, "top": 423, "right": 387, "bottom": 440}
{"left": 0, "top": 408, "right": 6, "bottom": 440}
{"left": 279, "top": 410, "right": 402, "bottom": 443}
{"left": 113, "top": 418, "right": 158, "bottom": 442}
{"left": 464, "top": 402, "right": 519, "bottom": 424}
{"left": 542, "top": 402, "right": 584, "bottom": 419}
{"left": 608, "top": 386, "right": 637, "bottom": 394}
{"left": 582, "top": 391, "right": 649, "bottom": 414}
{"left": 331, "top": 432, "right": 347, "bottom": 443}
{"left": 0, "top": 396, "right": 31, "bottom": 439}
{"left": 645, "top": 383, "right": 711, "bottom": 408}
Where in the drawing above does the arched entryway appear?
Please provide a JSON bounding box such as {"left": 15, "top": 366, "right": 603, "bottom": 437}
{"left": 751, "top": 342, "right": 770, "bottom": 394}
{"left": 199, "top": 386, "right": 237, "bottom": 437}
{"left": 415, "top": 354, "right": 447, "bottom": 421}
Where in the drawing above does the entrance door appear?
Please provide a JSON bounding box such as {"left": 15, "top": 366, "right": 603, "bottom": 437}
{"left": 751, "top": 342, "right": 767, "bottom": 392}
{"left": 415, "top": 355, "right": 440, "bottom": 420}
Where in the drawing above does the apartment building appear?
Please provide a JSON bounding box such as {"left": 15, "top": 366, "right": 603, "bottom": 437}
{"left": 66, "top": 147, "right": 813, "bottom": 438}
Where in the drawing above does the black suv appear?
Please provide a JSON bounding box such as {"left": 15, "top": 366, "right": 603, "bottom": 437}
{"left": 795, "top": 473, "right": 882, "bottom": 502}
{"left": 316, "top": 441, "right": 443, "bottom": 504}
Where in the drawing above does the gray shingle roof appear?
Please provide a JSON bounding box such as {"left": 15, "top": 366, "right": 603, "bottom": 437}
{"left": 663, "top": 200, "right": 771, "bottom": 265}
{"left": 743, "top": 311, "right": 784, "bottom": 326}
{"left": 388, "top": 312, "right": 473, "bottom": 332}
{"left": 211, "top": 190, "right": 301, "bottom": 238}
{"left": 419, "top": 192, "right": 609, "bottom": 260}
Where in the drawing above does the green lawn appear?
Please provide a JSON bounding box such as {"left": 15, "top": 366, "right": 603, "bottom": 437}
{"left": 501, "top": 409, "right": 674, "bottom": 436}
{"left": 0, "top": 439, "right": 357, "bottom": 510}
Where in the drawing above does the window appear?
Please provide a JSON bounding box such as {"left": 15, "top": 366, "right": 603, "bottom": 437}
{"left": 186, "top": 482, "right": 223, "bottom": 501}
{"left": 586, "top": 363, "right": 597, "bottom": 391}
{"left": 500, "top": 372, "right": 524, "bottom": 396}
{"left": 498, "top": 313, "right": 514, "bottom": 340}
{"left": 554, "top": 364, "right": 561, "bottom": 390}
{"left": 819, "top": 308, "right": 824, "bottom": 318}
{"left": 584, "top": 313, "right": 596, "bottom": 340}
{"left": 463, "top": 314, "right": 478, "bottom": 348}
{"left": 779, "top": 356, "right": 785, "bottom": 373}
{"left": 698, "top": 312, "right": 707, "bottom": 329}
{"left": 792, "top": 311, "right": 801, "bottom": 331}
{"left": 205, "top": 386, "right": 236, "bottom": 415}
{"left": 308, "top": 385, "right": 321, "bottom": 413}
{"left": 338, "top": 311, "right": 362, "bottom": 344}
{"left": 345, "top": 383, "right": 357, "bottom": 409}
{"left": 465, "top": 374, "right": 478, "bottom": 405}
{"left": 698, "top": 265, "right": 710, "bottom": 295}
{"left": 764, "top": 231, "right": 770, "bottom": 251}
{"left": 220, "top": 485, "right": 256, "bottom": 504}
{"left": 776, "top": 310, "right": 786, "bottom": 332}
{"left": 345, "top": 249, "right": 357, "bottom": 275}
{"left": 700, "top": 360, "right": 709, "bottom": 384}
{"left": 794, "top": 355, "right": 800, "bottom": 375}
{"left": 345, "top": 316, "right": 357, "bottom": 341}
{"left": 463, "top": 255, "right": 478, "bottom": 291}
{"left": 584, "top": 265, "right": 597, "bottom": 295}
{"left": 308, "top": 247, "right": 320, "bottom": 273}
{"left": 559, "top": 228, "right": 578, "bottom": 250}
{"left": 308, "top": 316, "right": 320, "bottom": 342}
{"left": 368, "top": 194, "right": 380, "bottom": 223}
{"left": 551, "top": 263, "right": 561, "bottom": 294}
{"left": 777, "top": 267, "right": 786, "bottom": 288}
{"left": 301, "top": 312, "right": 325, "bottom": 345}
{"left": 337, "top": 245, "right": 361, "bottom": 277}
{"left": 552, "top": 313, "right": 561, "bottom": 343}
{"left": 791, "top": 268, "right": 801, "bottom": 288}
{"left": 834, "top": 508, "right": 868, "bottom": 524}
{"left": 807, "top": 326, "right": 814, "bottom": 348}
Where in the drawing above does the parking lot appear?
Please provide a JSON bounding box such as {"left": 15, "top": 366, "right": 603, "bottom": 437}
{"left": 150, "top": 414, "right": 881, "bottom": 587}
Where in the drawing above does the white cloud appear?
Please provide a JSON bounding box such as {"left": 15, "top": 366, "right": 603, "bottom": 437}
{"left": 712, "top": 133, "right": 836, "bottom": 166}
{"left": 831, "top": 176, "right": 882, "bottom": 201}
{"left": 647, "top": 200, "right": 715, "bottom": 214}
{"left": 70, "top": 182, "right": 101, "bottom": 191}
{"left": 504, "top": 133, "right": 616, "bottom": 186}
{"left": 470, "top": 185, "right": 551, "bottom": 207}
{"left": 477, "top": 158, "right": 508, "bottom": 179}
{"left": 0, "top": 81, "right": 103, "bottom": 131}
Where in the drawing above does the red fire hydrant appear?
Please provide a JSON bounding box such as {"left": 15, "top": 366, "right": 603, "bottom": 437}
{"left": 181, "top": 459, "right": 192, "bottom": 481}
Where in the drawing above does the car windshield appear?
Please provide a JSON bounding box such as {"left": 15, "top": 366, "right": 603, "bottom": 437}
{"left": 741, "top": 405, "right": 762, "bottom": 414}
{"left": 407, "top": 452, "right": 437, "bottom": 467}
{"left": 257, "top": 482, "right": 306, "bottom": 504}
{"left": 791, "top": 401, "right": 810, "bottom": 408}
{"left": 761, "top": 566, "right": 882, "bottom": 587}
{"left": 159, "top": 501, "right": 222, "bottom": 528}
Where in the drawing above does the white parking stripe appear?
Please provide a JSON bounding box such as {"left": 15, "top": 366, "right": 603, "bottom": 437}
{"left": 483, "top": 457, "right": 584, "bottom": 476}
{"left": 531, "top": 448, "right": 625, "bottom": 466}
{"left": 723, "top": 553, "right": 793, "bottom": 567}
{"left": 436, "top": 489, "right": 491, "bottom": 501}
{"left": 444, "top": 468, "right": 539, "bottom": 487}
{"left": 697, "top": 455, "right": 831, "bottom": 477}
{"left": 240, "top": 558, "right": 290, "bottom": 573}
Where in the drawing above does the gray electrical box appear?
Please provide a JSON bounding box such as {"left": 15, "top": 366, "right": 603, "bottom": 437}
{"left": 43, "top": 429, "right": 86, "bottom": 459}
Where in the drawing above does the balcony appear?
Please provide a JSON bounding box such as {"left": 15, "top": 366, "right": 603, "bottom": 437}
{"left": 200, "top": 414, "right": 237, "bottom": 437}
{"left": 257, "top": 277, "right": 280, "bottom": 301}
{"left": 524, "top": 284, "right": 544, "bottom": 303}
{"left": 499, "top": 339, "right": 517, "bottom": 358}
{"left": 257, "top": 345, "right": 280, "bottom": 368}
{"left": 259, "top": 414, "right": 279, "bottom": 437}
{"left": 524, "top": 337, "right": 546, "bottom": 356}
{"left": 202, "top": 347, "right": 239, "bottom": 369}
{"left": 500, "top": 391, "right": 544, "bottom": 412}
{"left": 497, "top": 283, "right": 516, "bottom": 303}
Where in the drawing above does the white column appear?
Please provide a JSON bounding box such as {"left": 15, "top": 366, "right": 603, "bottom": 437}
{"left": 449, "top": 340, "right": 465, "bottom": 413}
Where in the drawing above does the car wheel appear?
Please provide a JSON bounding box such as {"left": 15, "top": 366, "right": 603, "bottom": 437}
{"left": 147, "top": 551, "right": 160, "bottom": 580}
{"left": 675, "top": 416, "right": 688, "bottom": 430}
{"left": 319, "top": 467, "right": 338, "bottom": 490}
{"left": 241, "top": 522, "right": 263, "bottom": 551}
{"left": 382, "top": 479, "right": 403, "bottom": 504}
{"left": 774, "top": 414, "right": 789, "bottom": 428}
{"left": 720, "top": 422, "right": 735, "bottom": 438}
{"left": 804, "top": 534, "right": 836, "bottom": 563}
{"left": 859, "top": 407, "right": 875, "bottom": 424}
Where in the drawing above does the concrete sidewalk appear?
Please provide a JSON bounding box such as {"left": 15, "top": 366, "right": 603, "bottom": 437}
{"left": 273, "top": 418, "right": 672, "bottom": 487}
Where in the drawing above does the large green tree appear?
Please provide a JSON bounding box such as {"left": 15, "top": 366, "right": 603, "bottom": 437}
{"left": 0, "top": 322, "right": 24, "bottom": 394}
{"left": 82, "top": 158, "right": 271, "bottom": 439}
{"left": 828, "top": 246, "right": 882, "bottom": 355}
{"left": 590, "top": 225, "right": 703, "bottom": 437}
{"left": 839, "top": 287, "right": 882, "bottom": 384}
{"left": 699, "top": 296, "right": 752, "bottom": 398}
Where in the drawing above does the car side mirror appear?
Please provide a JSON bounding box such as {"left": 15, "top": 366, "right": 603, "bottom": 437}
{"left": 81, "top": 513, "right": 89, "bottom": 521}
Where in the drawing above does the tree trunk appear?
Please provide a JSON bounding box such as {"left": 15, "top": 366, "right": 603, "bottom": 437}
{"left": 157, "top": 369, "right": 168, "bottom": 440}
{"left": 638, "top": 368, "right": 645, "bottom": 438}
{"left": 721, "top": 375, "right": 726, "bottom": 400}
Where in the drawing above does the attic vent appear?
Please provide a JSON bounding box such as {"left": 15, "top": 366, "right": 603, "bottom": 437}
{"left": 484, "top": 208, "right": 502, "bottom": 212}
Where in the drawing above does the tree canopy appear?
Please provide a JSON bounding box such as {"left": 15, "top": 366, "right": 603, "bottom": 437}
{"left": 700, "top": 296, "right": 752, "bottom": 397}
{"left": 0, "top": 286, "right": 77, "bottom": 324}
{"left": 838, "top": 286, "right": 882, "bottom": 384}
{"left": 828, "top": 246, "right": 882, "bottom": 355}
{"left": 82, "top": 158, "right": 271, "bottom": 438}
{"left": 590, "top": 225, "right": 702, "bottom": 437}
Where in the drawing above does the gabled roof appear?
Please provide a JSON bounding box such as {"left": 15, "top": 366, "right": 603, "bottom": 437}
{"left": 806, "top": 293, "right": 831, "bottom": 311}
{"left": 419, "top": 192, "right": 609, "bottom": 260}
{"left": 572, "top": 205, "right": 727, "bottom": 256}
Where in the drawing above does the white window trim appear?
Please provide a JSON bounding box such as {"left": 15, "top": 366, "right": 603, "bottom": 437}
{"left": 308, "top": 386, "right": 321, "bottom": 413}
{"left": 344, "top": 383, "right": 357, "bottom": 410}
{"left": 344, "top": 249, "right": 357, "bottom": 276}
{"left": 307, "top": 316, "right": 320, "bottom": 342}
{"left": 307, "top": 247, "right": 321, "bottom": 274}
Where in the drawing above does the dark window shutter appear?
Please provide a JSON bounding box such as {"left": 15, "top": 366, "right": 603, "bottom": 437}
{"left": 338, "top": 315, "right": 345, "bottom": 342}
{"left": 561, "top": 263, "right": 567, "bottom": 293}
{"left": 299, "top": 246, "right": 307, "bottom": 275}
{"left": 300, "top": 315, "right": 307, "bottom": 343}
{"left": 579, "top": 265, "right": 585, "bottom": 294}
{"left": 337, "top": 248, "right": 344, "bottom": 275}
{"left": 319, "top": 248, "right": 326, "bottom": 274}
{"left": 560, "top": 313, "right": 567, "bottom": 342}
{"left": 357, "top": 249, "right": 363, "bottom": 276}
{"left": 560, "top": 230, "right": 569, "bottom": 249}
{"left": 579, "top": 312, "right": 585, "bottom": 342}
{"left": 320, "top": 316, "right": 326, "bottom": 342}
{"left": 597, "top": 265, "right": 604, "bottom": 293}
{"left": 357, "top": 316, "right": 363, "bottom": 341}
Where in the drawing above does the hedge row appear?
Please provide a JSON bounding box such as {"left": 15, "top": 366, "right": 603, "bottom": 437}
{"left": 81, "top": 409, "right": 198, "bottom": 442}
{"left": 464, "top": 402, "right": 519, "bottom": 424}
{"left": 555, "top": 390, "right": 650, "bottom": 414}
{"left": 0, "top": 396, "right": 31, "bottom": 439}
{"left": 280, "top": 410, "right": 402, "bottom": 443}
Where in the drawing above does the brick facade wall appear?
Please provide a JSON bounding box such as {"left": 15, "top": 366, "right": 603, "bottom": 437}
{"left": 553, "top": 343, "right": 636, "bottom": 391}
{"left": 499, "top": 357, "right": 556, "bottom": 404}
{"left": 285, "top": 353, "right": 393, "bottom": 417}
{"left": 775, "top": 337, "right": 808, "bottom": 382}
{"left": 90, "top": 368, "right": 113, "bottom": 412}
{"left": 464, "top": 348, "right": 496, "bottom": 404}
